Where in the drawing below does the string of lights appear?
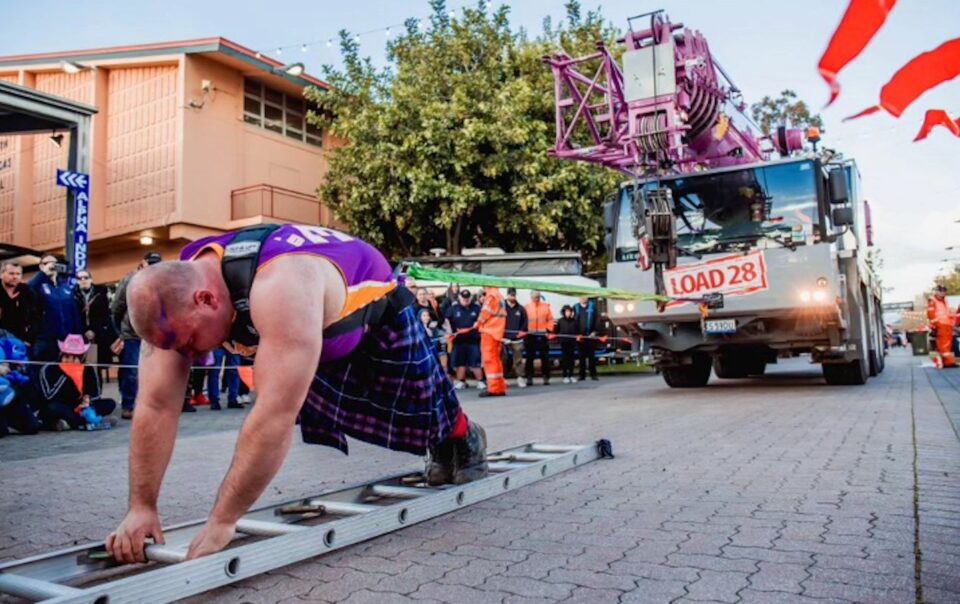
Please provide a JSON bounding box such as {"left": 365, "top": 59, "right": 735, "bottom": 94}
{"left": 250, "top": 3, "right": 485, "bottom": 60}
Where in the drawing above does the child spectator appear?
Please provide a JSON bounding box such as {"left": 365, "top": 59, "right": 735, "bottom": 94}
{"left": 37, "top": 334, "right": 118, "bottom": 431}
{"left": 556, "top": 305, "right": 579, "bottom": 383}
{"left": 420, "top": 308, "right": 448, "bottom": 370}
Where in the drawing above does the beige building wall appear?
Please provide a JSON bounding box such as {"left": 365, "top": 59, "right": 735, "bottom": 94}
{"left": 104, "top": 64, "right": 179, "bottom": 233}
{"left": 180, "top": 54, "right": 330, "bottom": 229}
{"left": 0, "top": 39, "right": 339, "bottom": 283}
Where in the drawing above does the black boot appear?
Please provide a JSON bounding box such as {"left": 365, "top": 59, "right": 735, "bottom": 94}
{"left": 426, "top": 421, "right": 488, "bottom": 485}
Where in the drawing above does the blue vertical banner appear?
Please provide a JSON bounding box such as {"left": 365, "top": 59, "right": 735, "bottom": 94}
{"left": 56, "top": 169, "right": 90, "bottom": 272}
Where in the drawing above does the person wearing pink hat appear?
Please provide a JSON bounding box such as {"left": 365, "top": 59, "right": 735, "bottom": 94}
{"left": 36, "top": 334, "right": 117, "bottom": 431}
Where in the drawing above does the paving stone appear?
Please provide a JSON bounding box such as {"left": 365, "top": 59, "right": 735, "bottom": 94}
{"left": 803, "top": 581, "right": 913, "bottom": 602}
{"left": 502, "top": 553, "right": 569, "bottom": 579}
{"left": 437, "top": 559, "right": 509, "bottom": 587}
{"left": 341, "top": 590, "right": 442, "bottom": 604}
{"left": 410, "top": 583, "right": 506, "bottom": 604}
{"left": 478, "top": 575, "right": 576, "bottom": 600}
{"left": 620, "top": 578, "right": 689, "bottom": 603}
{"left": 747, "top": 562, "right": 808, "bottom": 594}
{"left": 666, "top": 553, "right": 758, "bottom": 573}
{"left": 683, "top": 569, "right": 750, "bottom": 603}
{"left": 736, "top": 588, "right": 847, "bottom": 603}
{"left": 543, "top": 568, "right": 636, "bottom": 590}
{"left": 807, "top": 566, "right": 914, "bottom": 591}
{"left": 373, "top": 563, "right": 448, "bottom": 594}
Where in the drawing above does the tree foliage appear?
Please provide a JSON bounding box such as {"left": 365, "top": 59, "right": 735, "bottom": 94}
{"left": 934, "top": 264, "right": 960, "bottom": 295}
{"left": 305, "top": 0, "right": 621, "bottom": 259}
{"left": 750, "top": 89, "right": 824, "bottom": 136}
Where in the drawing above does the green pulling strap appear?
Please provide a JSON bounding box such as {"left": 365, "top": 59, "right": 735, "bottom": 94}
{"left": 404, "top": 263, "right": 671, "bottom": 303}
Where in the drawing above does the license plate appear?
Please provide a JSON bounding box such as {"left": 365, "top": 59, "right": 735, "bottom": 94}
{"left": 703, "top": 319, "right": 736, "bottom": 334}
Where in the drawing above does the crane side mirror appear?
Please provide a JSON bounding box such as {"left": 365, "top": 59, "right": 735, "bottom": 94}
{"left": 828, "top": 169, "right": 849, "bottom": 205}
{"left": 603, "top": 200, "right": 617, "bottom": 232}
{"left": 602, "top": 200, "right": 618, "bottom": 259}
{"left": 832, "top": 207, "right": 854, "bottom": 227}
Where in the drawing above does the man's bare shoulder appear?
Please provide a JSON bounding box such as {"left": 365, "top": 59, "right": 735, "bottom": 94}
{"left": 249, "top": 254, "right": 347, "bottom": 330}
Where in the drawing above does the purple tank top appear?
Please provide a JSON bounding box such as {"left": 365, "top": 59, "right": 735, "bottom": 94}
{"left": 180, "top": 225, "right": 395, "bottom": 363}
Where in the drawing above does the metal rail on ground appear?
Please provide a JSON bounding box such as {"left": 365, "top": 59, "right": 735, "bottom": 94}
{"left": 0, "top": 440, "right": 613, "bottom": 604}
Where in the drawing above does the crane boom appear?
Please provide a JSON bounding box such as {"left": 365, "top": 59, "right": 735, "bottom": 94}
{"left": 544, "top": 12, "right": 802, "bottom": 178}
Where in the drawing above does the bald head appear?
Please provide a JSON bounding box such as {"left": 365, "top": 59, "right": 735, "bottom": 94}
{"left": 127, "top": 261, "right": 233, "bottom": 356}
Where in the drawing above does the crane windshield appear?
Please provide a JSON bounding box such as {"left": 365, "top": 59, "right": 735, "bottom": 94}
{"left": 615, "top": 160, "right": 820, "bottom": 261}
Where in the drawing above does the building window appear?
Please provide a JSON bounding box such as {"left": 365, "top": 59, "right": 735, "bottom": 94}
{"left": 243, "top": 79, "right": 322, "bottom": 148}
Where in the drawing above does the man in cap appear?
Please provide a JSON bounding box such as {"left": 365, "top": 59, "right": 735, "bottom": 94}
{"left": 503, "top": 287, "right": 528, "bottom": 388}
{"left": 111, "top": 251, "right": 162, "bottom": 418}
{"left": 105, "top": 224, "right": 487, "bottom": 563}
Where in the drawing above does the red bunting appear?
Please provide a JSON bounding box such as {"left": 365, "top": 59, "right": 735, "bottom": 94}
{"left": 818, "top": 0, "right": 896, "bottom": 105}
{"left": 599, "top": 336, "right": 608, "bottom": 344}
{"left": 847, "top": 38, "right": 960, "bottom": 120}
{"left": 914, "top": 109, "right": 960, "bottom": 141}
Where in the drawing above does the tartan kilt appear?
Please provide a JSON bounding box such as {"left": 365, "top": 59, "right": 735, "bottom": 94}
{"left": 299, "top": 302, "right": 461, "bottom": 455}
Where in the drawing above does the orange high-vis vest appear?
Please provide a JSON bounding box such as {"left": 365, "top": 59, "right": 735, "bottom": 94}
{"left": 525, "top": 300, "right": 555, "bottom": 333}
{"left": 927, "top": 296, "right": 957, "bottom": 328}
{"left": 476, "top": 287, "right": 506, "bottom": 340}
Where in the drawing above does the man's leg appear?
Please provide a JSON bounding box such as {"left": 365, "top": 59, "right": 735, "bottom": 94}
{"left": 118, "top": 338, "right": 140, "bottom": 416}
{"left": 469, "top": 343, "right": 485, "bottom": 388}
{"left": 208, "top": 348, "right": 224, "bottom": 409}
{"left": 937, "top": 327, "right": 957, "bottom": 367}
{"left": 2, "top": 398, "right": 40, "bottom": 435}
{"left": 538, "top": 336, "right": 551, "bottom": 384}
{"left": 511, "top": 341, "right": 527, "bottom": 387}
{"left": 524, "top": 336, "right": 536, "bottom": 381}
{"left": 479, "top": 334, "right": 506, "bottom": 396}
{"left": 225, "top": 351, "right": 242, "bottom": 406}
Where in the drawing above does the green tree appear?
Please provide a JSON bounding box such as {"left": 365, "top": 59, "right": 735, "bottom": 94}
{"left": 750, "top": 89, "right": 825, "bottom": 136}
{"left": 934, "top": 264, "right": 960, "bottom": 294}
{"left": 305, "top": 0, "right": 620, "bottom": 259}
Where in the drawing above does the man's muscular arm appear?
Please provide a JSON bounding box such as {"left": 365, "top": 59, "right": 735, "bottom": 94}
{"left": 107, "top": 343, "right": 190, "bottom": 563}
{"left": 186, "top": 257, "right": 338, "bottom": 559}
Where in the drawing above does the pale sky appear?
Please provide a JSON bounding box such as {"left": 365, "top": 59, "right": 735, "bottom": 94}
{"left": 2, "top": 0, "right": 958, "bottom": 301}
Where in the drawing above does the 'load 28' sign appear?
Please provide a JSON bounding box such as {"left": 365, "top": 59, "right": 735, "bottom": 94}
{"left": 664, "top": 250, "right": 768, "bottom": 300}
{"left": 56, "top": 169, "right": 90, "bottom": 272}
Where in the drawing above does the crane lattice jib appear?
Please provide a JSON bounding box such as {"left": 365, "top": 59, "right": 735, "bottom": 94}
{"left": 544, "top": 13, "right": 799, "bottom": 178}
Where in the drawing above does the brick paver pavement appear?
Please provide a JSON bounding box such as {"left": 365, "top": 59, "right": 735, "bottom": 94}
{"left": 1, "top": 349, "right": 957, "bottom": 603}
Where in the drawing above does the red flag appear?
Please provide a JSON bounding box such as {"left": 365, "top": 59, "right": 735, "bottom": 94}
{"left": 847, "top": 38, "right": 960, "bottom": 120}
{"left": 914, "top": 109, "right": 960, "bottom": 141}
{"left": 819, "top": 0, "right": 896, "bottom": 106}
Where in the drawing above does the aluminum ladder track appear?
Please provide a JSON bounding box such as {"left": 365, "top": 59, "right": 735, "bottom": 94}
{"left": 0, "top": 440, "right": 613, "bottom": 604}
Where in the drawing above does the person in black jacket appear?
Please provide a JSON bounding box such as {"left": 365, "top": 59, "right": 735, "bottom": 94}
{"left": 503, "top": 288, "right": 528, "bottom": 387}
{"left": 556, "top": 305, "right": 578, "bottom": 383}
{"left": 0, "top": 261, "right": 40, "bottom": 346}
{"left": 29, "top": 255, "right": 82, "bottom": 362}
{"left": 575, "top": 296, "right": 601, "bottom": 381}
{"left": 73, "top": 269, "right": 119, "bottom": 379}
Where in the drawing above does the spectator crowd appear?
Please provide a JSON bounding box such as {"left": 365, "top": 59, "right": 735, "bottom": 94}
{"left": 412, "top": 280, "right": 607, "bottom": 393}
{"left": 0, "top": 251, "right": 609, "bottom": 436}
{"left": 0, "top": 251, "right": 249, "bottom": 437}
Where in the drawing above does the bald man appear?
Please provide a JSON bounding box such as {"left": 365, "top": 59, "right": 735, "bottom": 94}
{"left": 106, "top": 224, "right": 487, "bottom": 563}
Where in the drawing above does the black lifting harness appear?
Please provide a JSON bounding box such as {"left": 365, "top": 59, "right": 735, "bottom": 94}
{"left": 219, "top": 225, "right": 411, "bottom": 353}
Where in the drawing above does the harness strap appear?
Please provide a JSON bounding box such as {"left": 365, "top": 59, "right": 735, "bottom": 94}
{"left": 220, "top": 225, "right": 409, "bottom": 348}
{"left": 221, "top": 225, "right": 282, "bottom": 347}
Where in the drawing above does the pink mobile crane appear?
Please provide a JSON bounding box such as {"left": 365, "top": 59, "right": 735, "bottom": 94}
{"left": 545, "top": 11, "right": 885, "bottom": 388}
